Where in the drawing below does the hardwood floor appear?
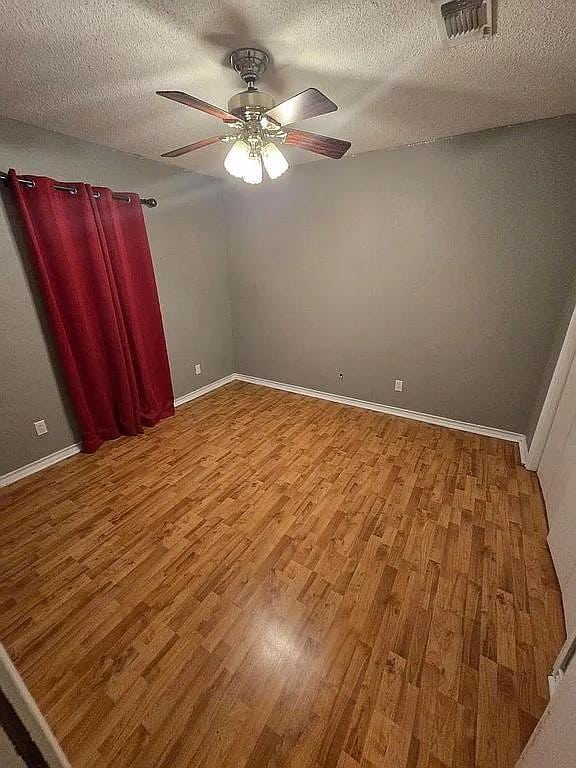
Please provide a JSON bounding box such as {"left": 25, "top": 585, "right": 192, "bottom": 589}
{"left": 0, "top": 382, "right": 565, "bottom": 767}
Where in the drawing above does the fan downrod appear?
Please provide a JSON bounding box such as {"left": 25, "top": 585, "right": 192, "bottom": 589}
{"left": 229, "top": 48, "right": 269, "bottom": 88}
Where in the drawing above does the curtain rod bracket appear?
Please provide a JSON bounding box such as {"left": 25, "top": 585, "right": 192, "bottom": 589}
{"left": 0, "top": 171, "right": 158, "bottom": 208}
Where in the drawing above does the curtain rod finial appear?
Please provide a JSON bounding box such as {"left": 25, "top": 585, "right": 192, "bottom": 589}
{"left": 141, "top": 198, "right": 158, "bottom": 208}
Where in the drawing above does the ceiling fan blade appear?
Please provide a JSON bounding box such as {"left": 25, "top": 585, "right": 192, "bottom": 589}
{"left": 156, "top": 91, "right": 239, "bottom": 123}
{"left": 264, "top": 88, "right": 337, "bottom": 127}
{"left": 284, "top": 129, "right": 351, "bottom": 159}
{"left": 161, "top": 136, "right": 222, "bottom": 158}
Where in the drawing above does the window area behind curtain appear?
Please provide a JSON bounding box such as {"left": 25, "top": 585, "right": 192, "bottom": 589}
{"left": 9, "top": 170, "right": 174, "bottom": 453}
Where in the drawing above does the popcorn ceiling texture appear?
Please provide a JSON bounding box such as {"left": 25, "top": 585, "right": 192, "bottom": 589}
{"left": 0, "top": 0, "right": 575, "bottom": 177}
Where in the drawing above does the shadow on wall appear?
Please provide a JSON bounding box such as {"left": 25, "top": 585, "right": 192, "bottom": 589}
{"left": 0, "top": 186, "right": 79, "bottom": 443}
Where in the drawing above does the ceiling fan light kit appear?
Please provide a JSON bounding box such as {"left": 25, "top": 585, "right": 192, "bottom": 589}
{"left": 223, "top": 139, "right": 250, "bottom": 178}
{"left": 157, "top": 47, "right": 351, "bottom": 185}
{"left": 242, "top": 153, "right": 263, "bottom": 185}
{"left": 261, "top": 142, "right": 289, "bottom": 179}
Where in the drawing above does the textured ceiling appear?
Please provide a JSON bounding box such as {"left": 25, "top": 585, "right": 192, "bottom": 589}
{"left": 0, "top": 0, "right": 575, "bottom": 178}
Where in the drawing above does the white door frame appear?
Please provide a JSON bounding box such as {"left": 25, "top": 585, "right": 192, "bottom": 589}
{"left": 0, "top": 644, "right": 70, "bottom": 767}
{"left": 527, "top": 301, "right": 576, "bottom": 471}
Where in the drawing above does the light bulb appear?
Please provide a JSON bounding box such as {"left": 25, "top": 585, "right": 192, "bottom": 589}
{"left": 262, "top": 143, "right": 289, "bottom": 180}
{"left": 224, "top": 140, "right": 250, "bottom": 178}
{"left": 242, "top": 154, "right": 263, "bottom": 185}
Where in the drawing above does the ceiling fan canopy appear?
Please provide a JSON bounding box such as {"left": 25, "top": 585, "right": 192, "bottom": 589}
{"left": 157, "top": 47, "right": 351, "bottom": 184}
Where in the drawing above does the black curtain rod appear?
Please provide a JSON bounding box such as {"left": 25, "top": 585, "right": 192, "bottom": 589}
{"left": 0, "top": 171, "right": 158, "bottom": 208}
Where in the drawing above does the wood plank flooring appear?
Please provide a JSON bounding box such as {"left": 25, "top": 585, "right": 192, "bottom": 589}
{"left": 0, "top": 382, "right": 565, "bottom": 767}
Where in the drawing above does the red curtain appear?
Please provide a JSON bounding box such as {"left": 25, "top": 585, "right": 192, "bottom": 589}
{"left": 9, "top": 170, "right": 174, "bottom": 453}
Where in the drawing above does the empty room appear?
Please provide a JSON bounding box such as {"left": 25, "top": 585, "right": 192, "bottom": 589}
{"left": 1, "top": 1, "right": 576, "bottom": 767}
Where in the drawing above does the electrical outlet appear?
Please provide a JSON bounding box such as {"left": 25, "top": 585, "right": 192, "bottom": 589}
{"left": 34, "top": 419, "right": 48, "bottom": 436}
{"left": 394, "top": 379, "right": 404, "bottom": 392}
{"left": 338, "top": 372, "right": 344, "bottom": 380}
{"left": 194, "top": 363, "right": 202, "bottom": 375}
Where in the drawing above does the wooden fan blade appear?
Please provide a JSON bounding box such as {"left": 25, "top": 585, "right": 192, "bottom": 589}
{"left": 264, "top": 88, "right": 337, "bottom": 127}
{"left": 156, "top": 91, "right": 239, "bottom": 123}
{"left": 161, "top": 136, "right": 222, "bottom": 158}
{"left": 284, "top": 129, "right": 351, "bottom": 159}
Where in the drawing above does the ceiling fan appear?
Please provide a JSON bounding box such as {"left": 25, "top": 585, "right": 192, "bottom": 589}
{"left": 157, "top": 48, "right": 351, "bottom": 184}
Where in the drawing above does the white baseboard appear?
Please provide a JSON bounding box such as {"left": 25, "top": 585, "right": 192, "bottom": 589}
{"left": 1, "top": 371, "right": 529, "bottom": 488}
{"left": 0, "top": 374, "right": 236, "bottom": 488}
{"left": 0, "top": 443, "right": 82, "bottom": 488}
{"left": 173, "top": 374, "right": 237, "bottom": 407}
{"left": 235, "top": 374, "right": 528, "bottom": 464}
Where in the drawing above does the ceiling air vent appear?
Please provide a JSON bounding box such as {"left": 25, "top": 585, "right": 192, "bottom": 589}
{"left": 431, "top": 0, "right": 494, "bottom": 46}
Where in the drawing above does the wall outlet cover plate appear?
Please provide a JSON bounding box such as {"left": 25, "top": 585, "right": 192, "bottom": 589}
{"left": 34, "top": 420, "right": 48, "bottom": 436}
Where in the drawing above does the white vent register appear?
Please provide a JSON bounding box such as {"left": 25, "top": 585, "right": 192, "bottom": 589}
{"left": 431, "top": 0, "right": 493, "bottom": 46}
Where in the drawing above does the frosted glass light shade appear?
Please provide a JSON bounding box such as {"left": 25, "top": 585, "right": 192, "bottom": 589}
{"left": 224, "top": 140, "right": 250, "bottom": 178}
{"left": 242, "top": 154, "right": 263, "bottom": 185}
{"left": 262, "top": 143, "right": 289, "bottom": 179}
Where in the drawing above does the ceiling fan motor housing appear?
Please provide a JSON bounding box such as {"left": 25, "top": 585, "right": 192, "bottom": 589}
{"left": 228, "top": 88, "right": 275, "bottom": 118}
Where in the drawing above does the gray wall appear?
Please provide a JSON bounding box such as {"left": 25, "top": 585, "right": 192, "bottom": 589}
{"left": 2, "top": 114, "right": 576, "bottom": 475}
{"left": 224, "top": 116, "right": 576, "bottom": 435}
{"left": 0, "top": 117, "right": 234, "bottom": 474}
